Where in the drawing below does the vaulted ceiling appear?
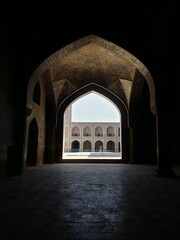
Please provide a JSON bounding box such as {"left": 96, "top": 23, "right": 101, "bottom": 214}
{"left": 27, "top": 35, "right": 157, "bottom": 118}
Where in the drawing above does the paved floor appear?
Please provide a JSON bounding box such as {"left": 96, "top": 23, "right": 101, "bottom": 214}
{"left": 63, "top": 152, "right": 121, "bottom": 159}
{"left": 0, "top": 163, "right": 180, "bottom": 240}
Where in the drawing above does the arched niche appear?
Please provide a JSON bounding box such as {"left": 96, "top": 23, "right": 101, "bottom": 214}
{"left": 26, "top": 118, "right": 38, "bottom": 166}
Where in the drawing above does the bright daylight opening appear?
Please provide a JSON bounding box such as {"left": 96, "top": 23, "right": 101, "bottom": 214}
{"left": 63, "top": 91, "right": 122, "bottom": 160}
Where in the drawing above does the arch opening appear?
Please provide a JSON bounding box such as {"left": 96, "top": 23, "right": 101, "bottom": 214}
{"left": 56, "top": 83, "right": 129, "bottom": 162}
{"left": 71, "top": 140, "right": 80, "bottom": 152}
{"left": 25, "top": 35, "right": 156, "bottom": 166}
{"left": 63, "top": 91, "right": 122, "bottom": 160}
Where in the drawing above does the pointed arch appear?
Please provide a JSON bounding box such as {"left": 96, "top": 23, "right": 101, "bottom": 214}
{"left": 83, "top": 127, "right": 91, "bottom": 136}
{"left": 27, "top": 35, "right": 157, "bottom": 115}
{"left": 95, "top": 141, "right": 103, "bottom": 152}
{"left": 107, "top": 126, "right": 115, "bottom": 137}
{"left": 72, "top": 126, "right": 80, "bottom": 136}
{"left": 95, "top": 126, "right": 103, "bottom": 137}
{"left": 25, "top": 35, "right": 157, "bottom": 165}
{"left": 83, "top": 141, "right": 92, "bottom": 151}
{"left": 56, "top": 83, "right": 129, "bottom": 162}
{"left": 107, "top": 141, "right": 115, "bottom": 151}
{"left": 71, "top": 141, "right": 80, "bottom": 152}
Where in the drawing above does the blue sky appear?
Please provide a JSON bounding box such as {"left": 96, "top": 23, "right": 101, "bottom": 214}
{"left": 71, "top": 92, "right": 120, "bottom": 122}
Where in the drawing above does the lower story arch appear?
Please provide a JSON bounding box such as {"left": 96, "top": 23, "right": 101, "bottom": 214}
{"left": 71, "top": 140, "right": 80, "bottom": 152}
{"left": 107, "top": 141, "right": 115, "bottom": 152}
{"left": 95, "top": 141, "right": 103, "bottom": 152}
{"left": 83, "top": 140, "right": 91, "bottom": 151}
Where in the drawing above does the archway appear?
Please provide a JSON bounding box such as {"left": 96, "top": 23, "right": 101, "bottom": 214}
{"left": 83, "top": 127, "right": 91, "bottom": 137}
{"left": 26, "top": 118, "right": 38, "bottom": 166}
{"left": 71, "top": 141, "right": 80, "bottom": 152}
{"left": 95, "top": 141, "right": 103, "bottom": 152}
{"left": 63, "top": 90, "right": 121, "bottom": 160}
{"left": 26, "top": 35, "right": 157, "bottom": 166}
{"left": 56, "top": 83, "right": 129, "bottom": 162}
{"left": 72, "top": 126, "right": 80, "bottom": 136}
{"left": 83, "top": 141, "right": 91, "bottom": 151}
{"left": 95, "top": 126, "right": 103, "bottom": 137}
{"left": 107, "top": 126, "right": 115, "bottom": 137}
{"left": 107, "top": 141, "right": 115, "bottom": 151}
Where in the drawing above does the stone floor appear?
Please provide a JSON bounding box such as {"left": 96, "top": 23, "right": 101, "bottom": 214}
{"left": 63, "top": 151, "right": 121, "bottom": 159}
{"left": 0, "top": 163, "right": 180, "bottom": 240}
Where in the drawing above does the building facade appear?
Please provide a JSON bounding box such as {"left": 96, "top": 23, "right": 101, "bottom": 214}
{"left": 63, "top": 106, "right": 121, "bottom": 153}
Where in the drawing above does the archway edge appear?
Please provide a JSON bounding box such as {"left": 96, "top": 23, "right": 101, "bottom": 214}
{"left": 56, "top": 82, "right": 128, "bottom": 127}
{"left": 27, "top": 34, "right": 157, "bottom": 115}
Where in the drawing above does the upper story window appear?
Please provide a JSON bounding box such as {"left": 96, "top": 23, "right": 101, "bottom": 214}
{"left": 83, "top": 127, "right": 91, "bottom": 136}
{"left": 95, "top": 126, "right": 103, "bottom": 137}
{"left": 107, "top": 126, "right": 115, "bottom": 137}
{"left": 72, "top": 126, "right": 80, "bottom": 136}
